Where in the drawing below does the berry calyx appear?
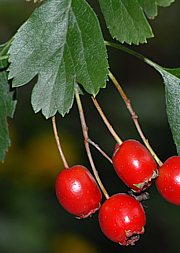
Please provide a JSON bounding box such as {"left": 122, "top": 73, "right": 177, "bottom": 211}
{"left": 112, "top": 139, "right": 157, "bottom": 192}
{"left": 156, "top": 156, "right": 180, "bottom": 206}
{"left": 99, "top": 193, "right": 146, "bottom": 245}
{"left": 55, "top": 165, "right": 102, "bottom": 218}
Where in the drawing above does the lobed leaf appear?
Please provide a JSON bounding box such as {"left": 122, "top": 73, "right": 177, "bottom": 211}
{"left": 138, "top": 0, "right": 175, "bottom": 18}
{"left": 99, "top": 0, "right": 174, "bottom": 45}
{"left": 0, "top": 61, "right": 16, "bottom": 161}
{"left": 146, "top": 60, "right": 180, "bottom": 155}
{"left": 8, "top": 0, "right": 109, "bottom": 118}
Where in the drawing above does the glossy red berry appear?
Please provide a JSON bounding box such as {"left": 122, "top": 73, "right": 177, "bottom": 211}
{"left": 99, "top": 193, "right": 146, "bottom": 245}
{"left": 156, "top": 156, "right": 180, "bottom": 206}
{"left": 55, "top": 165, "right": 102, "bottom": 218}
{"left": 112, "top": 140, "right": 157, "bottom": 192}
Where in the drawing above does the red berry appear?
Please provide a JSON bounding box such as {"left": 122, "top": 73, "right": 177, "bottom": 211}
{"left": 112, "top": 140, "right": 157, "bottom": 192}
{"left": 55, "top": 165, "right": 102, "bottom": 218}
{"left": 99, "top": 193, "right": 146, "bottom": 245}
{"left": 156, "top": 156, "right": 180, "bottom": 206}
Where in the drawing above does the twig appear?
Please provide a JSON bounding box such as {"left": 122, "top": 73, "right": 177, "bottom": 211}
{"left": 108, "top": 71, "right": 163, "bottom": 166}
{"left": 87, "top": 138, "right": 113, "bottom": 164}
{"left": 104, "top": 40, "right": 145, "bottom": 62}
{"left": 91, "top": 96, "right": 123, "bottom": 145}
{"left": 52, "top": 116, "right": 69, "bottom": 169}
{"left": 75, "top": 86, "right": 109, "bottom": 199}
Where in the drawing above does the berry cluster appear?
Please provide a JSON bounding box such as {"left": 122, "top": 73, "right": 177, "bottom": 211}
{"left": 55, "top": 138, "right": 180, "bottom": 246}
{"left": 54, "top": 87, "right": 180, "bottom": 246}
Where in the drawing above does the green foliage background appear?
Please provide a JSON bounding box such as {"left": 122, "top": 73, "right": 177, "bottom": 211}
{"left": 0, "top": 0, "right": 180, "bottom": 253}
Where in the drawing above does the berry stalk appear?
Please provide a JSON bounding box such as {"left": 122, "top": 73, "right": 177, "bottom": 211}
{"left": 88, "top": 138, "right": 113, "bottom": 164}
{"left": 91, "top": 96, "right": 123, "bottom": 145}
{"left": 52, "top": 116, "right": 69, "bottom": 169}
{"left": 75, "top": 86, "right": 109, "bottom": 200}
{"left": 108, "top": 71, "right": 163, "bottom": 166}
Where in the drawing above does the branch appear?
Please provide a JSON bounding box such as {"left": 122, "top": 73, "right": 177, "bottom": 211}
{"left": 104, "top": 40, "right": 145, "bottom": 62}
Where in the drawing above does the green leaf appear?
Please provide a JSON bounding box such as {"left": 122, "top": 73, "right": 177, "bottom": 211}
{"left": 0, "top": 39, "right": 13, "bottom": 57}
{"left": 8, "top": 0, "right": 108, "bottom": 118}
{"left": 0, "top": 63, "right": 16, "bottom": 161}
{"left": 0, "top": 44, "right": 5, "bottom": 51}
{"left": 99, "top": 0, "right": 174, "bottom": 45}
{"left": 99, "top": 0, "right": 152, "bottom": 45}
{"left": 0, "top": 42, "right": 7, "bottom": 50}
{"left": 138, "top": 0, "right": 175, "bottom": 18}
{"left": 164, "top": 67, "right": 180, "bottom": 79}
{"left": 146, "top": 59, "right": 180, "bottom": 155}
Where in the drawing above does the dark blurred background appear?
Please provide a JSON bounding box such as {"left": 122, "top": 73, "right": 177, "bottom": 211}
{"left": 0, "top": 0, "right": 180, "bottom": 252}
